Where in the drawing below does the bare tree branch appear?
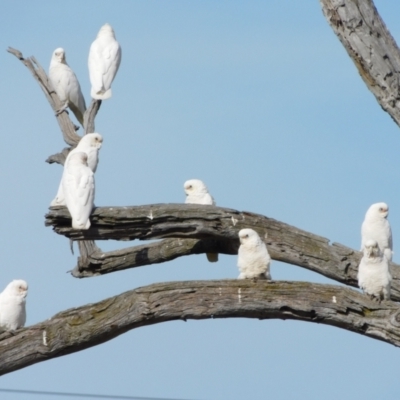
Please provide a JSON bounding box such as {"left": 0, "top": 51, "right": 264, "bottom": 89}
{"left": 1, "top": 280, "right": 399, "bottom": 376}
{"left": 71, "top": 238, "right": 232, "bottom": 277}
{"left": 41, "top": 96, "right": 101, "bottom": 166}
{"left": 45, "top": 204, "right": 400, "bottom": 301}
{"left": 319, "top": 0, "right": 400, "bottom": 127}
{"left": 84, "top": 99, "right": 102, "bottom": 134}
{"left": 7, "top": 47, "right": 82, "bottom": 146}
{"left": 45, "top": 146, "right": 72, "bottom": 166}
{"left": 76, "top": 240, "right": 103, "bottom": 268}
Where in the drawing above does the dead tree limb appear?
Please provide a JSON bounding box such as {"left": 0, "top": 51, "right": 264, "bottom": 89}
{"left": 71, "top": 237, "right": 232, "bottom": 277}
{"left": 45, "top": 204, "right": 400, "bottom": 301}
{"left": 319, "top": 0, "right": 400, "bottom": 127}
{"left": 7, "top": 47, "right": 81, "bottom": 146}
{"left": 1, "top": 280, "right": 400, "bottom": 376}
{"left": 84, "top": 99, "right": 102, "bottom": 134}
{"left": 8, "top": 47, "right": 103, "bottom": 264}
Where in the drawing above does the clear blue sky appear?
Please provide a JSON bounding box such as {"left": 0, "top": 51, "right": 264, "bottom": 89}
{"left": 2, "top": 1, "right": 400, "bottom": 399}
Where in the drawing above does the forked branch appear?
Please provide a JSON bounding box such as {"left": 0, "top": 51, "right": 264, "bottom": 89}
{"left": 8, "top": 47, "right": 102, "bottom": 262}
{"left": 7, "top": 47, "right": 81, "bottom": 146}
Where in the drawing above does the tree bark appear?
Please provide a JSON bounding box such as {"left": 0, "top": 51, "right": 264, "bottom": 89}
{"left": 84, "top": 99, "right": 102, "bottom": 134}
{"left": 319, "top": 0, "right": 400, "bottom": 127}
{"left": 46, "top": 204, "right": 400, "bottom": 301}
{"left": 1, "top": 280, "right": 399, "bottom": 376}
{"left": 71, "top": 237, "right": 232, "bottom": 277}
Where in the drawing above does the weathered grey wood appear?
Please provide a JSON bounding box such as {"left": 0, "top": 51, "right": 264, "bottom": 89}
{"left": 1, "top": 280, "right": 399, "bottom": 376}
{"left": 319, "top": 0, "right": 400, "bottom": 127}
{"left": 46, "top": 203, "right": 400, "bottom": 301}
{"left": 84, "top": 99, "right": 102, "bottom": 134}
{"left": 7, "top": 47, "right": 82, "bottom": 146}
{"left": 71, "top": 237, "right": 232, "bottom": 277}
{"left": 45, "top": 146, "right": 72, "bottom": 166}
{"left": 76, "top": 240, "right": 103, "bottom": 269}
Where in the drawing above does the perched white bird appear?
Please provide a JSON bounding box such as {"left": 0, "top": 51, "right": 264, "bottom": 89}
{"left": 358, "top": 239, "right": 391, "bottom": 301}
{"left": 49, "top": 48, "right": 86, "bottom": 126}
{"left": 184, "top": 179, "right": 215, "bottom": 206}
{"left": 184, "top": 179, "right": 218, "bottom": 262}
{"left": 63, "top": 152, "right": 95, "bottom": 230}
{"left": 237, "top": 229, "right": 271, "bottom": 280}
{"left": 51, "top": 133, "right": 103, "bottom": 206}
{"left": 361, "top": 202, "right": 393, "bottom": 261}
{"left": 88, "top": 23, "right": 122, "bottom": 100}
{"left": 0, "top": 280, "right": 28, "bottom": 331}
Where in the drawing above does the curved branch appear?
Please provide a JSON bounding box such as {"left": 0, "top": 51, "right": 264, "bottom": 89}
{"left": 1, "top": 280, "right": 400, "bottom": 376}
{"left": 319, "top": 0, "right": 400, "bottom": 127}
{"left": 71, "top": 238, "right": 234, "bottom": 277}
{"left": 46, "top": 204, "right": 400, "bottom": 301}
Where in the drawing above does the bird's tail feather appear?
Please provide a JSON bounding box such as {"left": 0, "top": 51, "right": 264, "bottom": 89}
{"left": 91, "top": 88, "right": 112, "bottom": 100}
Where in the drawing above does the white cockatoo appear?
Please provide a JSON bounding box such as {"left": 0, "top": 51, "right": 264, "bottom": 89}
{"left": 358, "top": 239, "right": 391, "bottom": 302}
{"left": 63, "top": 152, "right": 95, "bottom": 230}
{"left": 0, "top": 280, "right": 28, "bottom": 331}
{"left": 184, "top": 179, "right": 215, "bottom": 205}
{"left": 361, "top": 202, "right": 392, "bottom": 261}
{"left": 51, "top": 133, "right": 103, "bottom": 206}
{"left": 49, "top": 48, "right": 86, "bottom": 126}
{"left": 88, "top": 23, "right": 122, "bottom": 100}
{"left": 237, "top": 229, "right": 271, "bottom": 280}
{"left": 184, "top": 179, "right": 218, "bottom": 262}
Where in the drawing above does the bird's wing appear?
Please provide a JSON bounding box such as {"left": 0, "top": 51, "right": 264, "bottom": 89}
{"left": 101, "top": 41, "right": 122, "bottom": 90}
{"left": 76, "top": 170, "right": 95, "bottom": 207}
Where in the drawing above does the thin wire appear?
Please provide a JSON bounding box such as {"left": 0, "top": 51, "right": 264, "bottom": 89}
{"left": 0, "top": 388, "right": 198, "bottom": 400}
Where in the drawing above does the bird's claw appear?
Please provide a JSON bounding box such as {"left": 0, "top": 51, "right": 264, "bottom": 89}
{"left": 55, "top": 103, "right": 69, "bottom": 117}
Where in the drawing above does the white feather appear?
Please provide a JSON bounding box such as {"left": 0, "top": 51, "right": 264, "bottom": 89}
{"left": 358, "top": 239, "right": 391, "bottom": 301}
{"left": 361, "top": 202, "right": 393, "bottom": 261}
{"left": 88, "top": 23, "right": 122, "bottom": 100}
{"left": 62, "top": 152, "right": 95, "bottom": 230}
{"left": 237, "top": 229, "right": 271, "bottom": 280}
{"left": 184, "top": 179, "right": 217, "bottom": 262}
{"left": 49, "top": 48, "right": 86, "bottom": 125}
{"left": 0, "top": 280, "right": 28, "bottom": 331}
{"left": 51, "top": 133, "right": 102, "bottom": 206}
{"left": 184, "top": 179, "right": 215, "bottom": 205}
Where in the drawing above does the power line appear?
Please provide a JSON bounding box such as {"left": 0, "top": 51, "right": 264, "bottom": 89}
{"left": 0, "top": 388, "right": 198, "bottom": 400}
